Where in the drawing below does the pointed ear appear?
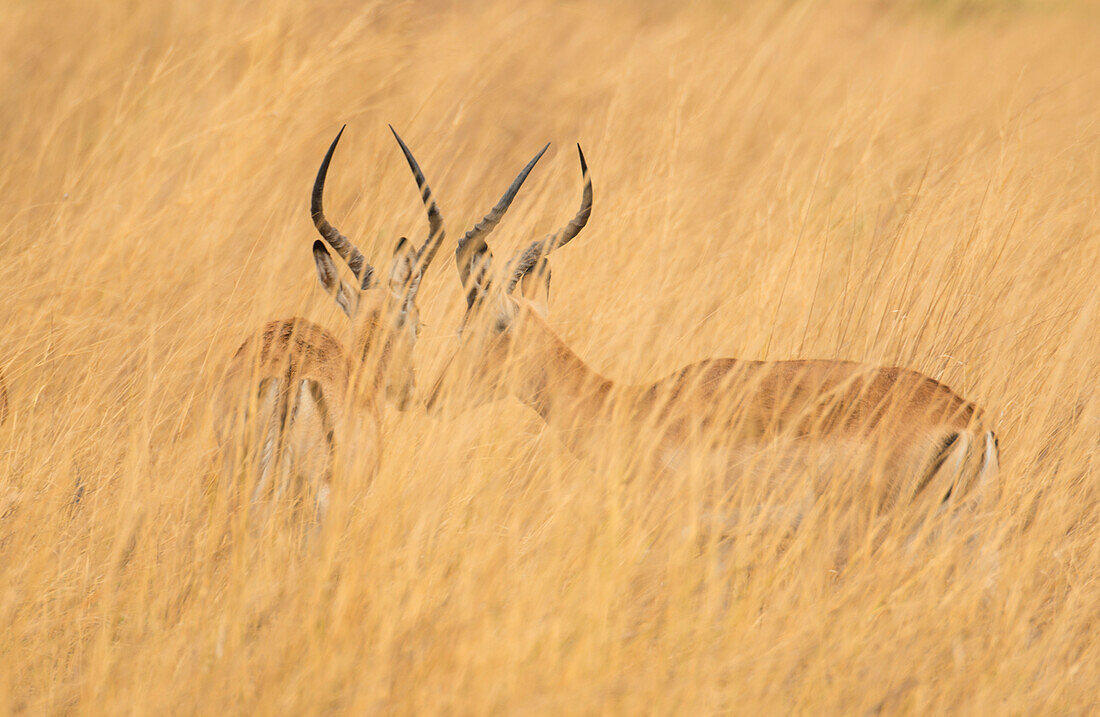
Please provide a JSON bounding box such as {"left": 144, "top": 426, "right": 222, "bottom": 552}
{"left": 313, "top": 240, "right": 358, "bottom": 318}
{"left": 463, "top": 251, "right": 493, "bottom": 310}
{"left": 388, "top": 236, "right": 421, "bottom": 296}
{"left": 515, "top": 258, "right": 550, "bottom": 318}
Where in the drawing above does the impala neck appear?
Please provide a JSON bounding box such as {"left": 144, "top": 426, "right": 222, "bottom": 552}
{"left": 349, "top": 312, "right": 399, "bottom": 400}
{"left": 511, "top": 311, "right": 617, "bottom": 455}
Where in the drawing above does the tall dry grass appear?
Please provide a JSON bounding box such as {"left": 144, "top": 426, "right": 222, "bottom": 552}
{"left": 1, "top": 0, "right": 1098, "bottom": 712}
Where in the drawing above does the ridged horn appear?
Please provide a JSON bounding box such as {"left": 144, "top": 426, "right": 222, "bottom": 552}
{"left": 389, "top": 125, "right": 445, "bottom": 280}
{"left": 455, "top": 142, "right": 550, "bottom": 289}
{"left": 311, "top": 125, "right": 373, "bottom": 288}
{"left": 507, "top": 144, "right": 591, "bottom": 293}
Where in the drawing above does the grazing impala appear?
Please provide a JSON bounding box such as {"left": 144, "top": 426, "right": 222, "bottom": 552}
{"left": 214, "top": 125, "right": 445, "bottom": 518}
{"left": 428, "top": 144, "right": 999, "bottom": 515}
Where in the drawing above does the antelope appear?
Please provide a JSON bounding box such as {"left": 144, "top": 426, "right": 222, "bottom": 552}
{"left": 428, "top": 144, "right": 999, "bottom": 523}
{"left": 213, "top": 125, "right": 445, "bottom": 520}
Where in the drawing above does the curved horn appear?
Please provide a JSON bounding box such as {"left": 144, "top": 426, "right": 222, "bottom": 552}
{"left": 312, "top": 126, "right": 373, "bottom": 288}
{"left": 507, "top": 144, "right": 591, "bottom": 293}
{"left": 389, "top": 125, "right": 445, "bottom": 277}
{"left": 456, "top": 142, "right": 550, "bottom": 289}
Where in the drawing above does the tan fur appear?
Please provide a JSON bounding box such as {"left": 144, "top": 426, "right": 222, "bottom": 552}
{"left": 211, "top": 125, "right": 444, "bottom": 524}
{"left": 212, "top": 316, "right": 394, "bottom": 521}
{"left": 432, "top": 143, "right": 998, "bottom": 519}
{"left": 436, "top": 298, "right": 997, "bottom": 514}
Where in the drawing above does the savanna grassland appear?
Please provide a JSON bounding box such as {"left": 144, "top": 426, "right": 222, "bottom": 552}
{"left": 1, "top": 0, "right": 1099, "bottom": 713}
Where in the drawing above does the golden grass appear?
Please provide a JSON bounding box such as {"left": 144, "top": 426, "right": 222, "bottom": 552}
{"left": 1, "top": 0, "right": 1098, "bottom": 712}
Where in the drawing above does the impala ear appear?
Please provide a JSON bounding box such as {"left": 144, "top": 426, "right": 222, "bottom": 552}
{"left": 515, "top": 258, "right": 550, "bottom": 318}
{"left": 313, "top": 240, "right": 358, "bottom": 318}
{"left": 462, "top": 251, "right": 494, "bottom": 311}
{"left": 388, "top": 236, "right": 421, "bottom": 297}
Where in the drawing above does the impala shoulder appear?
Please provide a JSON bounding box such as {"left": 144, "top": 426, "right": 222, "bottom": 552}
{"left": 660, "top": 358, "right": 754, "bottom": 387}
{"left": 641, "top": 358, "right": 756, "bottom": 407}
{"left": 253, "top": 318, "right": 340, "bottom": 358}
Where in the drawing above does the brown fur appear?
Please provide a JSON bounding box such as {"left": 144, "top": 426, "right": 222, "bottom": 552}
{"left": 434, "top": 144, "right": 997, "bottom": 520}
{"left": 435, "top": 298, "right": 998, "bottom": 514}
{"left": 209, "top": 126, "right": 442, "bottom": 522}
{"left": 212, "top": 316, "right": 395, "bottom": 520}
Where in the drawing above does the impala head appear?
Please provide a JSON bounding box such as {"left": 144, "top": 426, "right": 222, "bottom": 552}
{"left": 427, "top": 143, "right": 592, "bottom": 414}
{"left": 311, "top": 125, "right": 445, "bottom": 410}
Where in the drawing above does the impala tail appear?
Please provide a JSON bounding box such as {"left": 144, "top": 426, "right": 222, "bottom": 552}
{"left": 979, "top": 429, "right": 1000, "bottom": 490}
{"left": 922, "top": 426, "right": 1000, "bottom": 511}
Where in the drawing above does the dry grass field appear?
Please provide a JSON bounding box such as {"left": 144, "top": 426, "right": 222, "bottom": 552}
{"left": 1, "top": 0, "right": 1099, "bottom": 713}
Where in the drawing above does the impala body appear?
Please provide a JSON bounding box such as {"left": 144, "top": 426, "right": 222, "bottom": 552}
{"left": 429, "top": 144, "right": 999, "bottom": 515}
{"left": 213, "top": 126, "right": 445, "bottom": 519}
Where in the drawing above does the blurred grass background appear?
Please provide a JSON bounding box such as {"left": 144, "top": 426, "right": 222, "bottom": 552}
{"left": 0, "top": 0, "right": 1098, "bottom": 712}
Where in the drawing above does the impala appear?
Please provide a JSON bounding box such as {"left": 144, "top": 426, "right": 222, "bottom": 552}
{"left": 0, "top": 371, "right": 7, "bottom": 426}
{"left": 214, "top": 125, "right": 445, "bottom": 519}
{"left": 428, "top": 144, "right": 999, "bottom": 517}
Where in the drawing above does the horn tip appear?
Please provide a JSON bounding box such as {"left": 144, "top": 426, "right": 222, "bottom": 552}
{"left": 323, "top": 126, "right": 346, "bottom": 159}
{"left": 390, "top": 125, "right": 414, "bottom": 156}
{"left": 530, "top": 142, "right": 550, "bottom": 164}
